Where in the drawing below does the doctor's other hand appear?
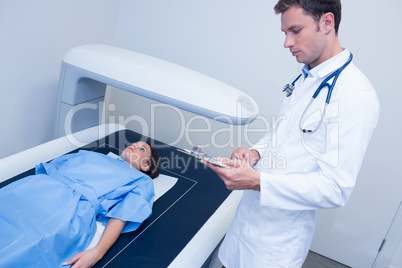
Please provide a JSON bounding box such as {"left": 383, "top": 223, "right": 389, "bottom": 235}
{"left": 202, "top": 157, "right": 260, "bottom": 191}
{"left": 231, "top": 147, "right": 260, "bottom": 166}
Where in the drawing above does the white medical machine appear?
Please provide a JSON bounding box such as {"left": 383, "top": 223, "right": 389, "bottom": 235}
{"left": 1, "top": 44, "right": 259, "bottom": 267}
{"left": 55, "top": 44, "right": 258, "bottom": 137}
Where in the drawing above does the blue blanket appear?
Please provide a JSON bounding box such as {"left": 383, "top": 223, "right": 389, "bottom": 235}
{"left": 0, "top": 150, "right": 154, "bottom": 267}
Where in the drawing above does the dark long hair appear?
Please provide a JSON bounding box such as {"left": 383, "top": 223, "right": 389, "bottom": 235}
{"left": 144, "top": 141, "right": 160, "bottom": 179}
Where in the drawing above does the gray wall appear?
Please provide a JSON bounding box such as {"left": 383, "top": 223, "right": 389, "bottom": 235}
{"left": 0, "top": 0, "right": 120, "bottom": 158}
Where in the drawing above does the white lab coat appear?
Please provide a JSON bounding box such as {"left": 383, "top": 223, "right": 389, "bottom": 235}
{"left": 218, "top": 50, "right": 380, "bottom": 268}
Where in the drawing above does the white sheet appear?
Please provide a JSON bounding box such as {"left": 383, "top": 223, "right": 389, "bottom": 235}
{"left": 86, "top": 152, "right": 178, "bottom": 249}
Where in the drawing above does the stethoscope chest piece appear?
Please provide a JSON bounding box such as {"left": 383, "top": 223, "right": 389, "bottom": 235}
{"left": 283, "top": 74, "right": 302, "bottom": 97}
{"left": 283, "top": 83, "right": 295, "bottom": 97}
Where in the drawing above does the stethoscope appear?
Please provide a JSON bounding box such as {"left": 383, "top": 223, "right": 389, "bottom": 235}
{"left": 283, "top": 53, "right": 353, "bottom": 134}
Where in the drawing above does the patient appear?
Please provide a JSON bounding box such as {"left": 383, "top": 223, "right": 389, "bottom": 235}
{"left": 0, "top": 141, "right": 160, "bottom": 268}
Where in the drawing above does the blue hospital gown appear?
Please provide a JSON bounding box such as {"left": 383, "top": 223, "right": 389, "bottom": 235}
{"left": 0, "top": 150, "right": 154, "bottom": 267}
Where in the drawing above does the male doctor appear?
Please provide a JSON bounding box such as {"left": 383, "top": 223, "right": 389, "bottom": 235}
{"left": 203, "top": 0, "right": 380, "bottom": 267}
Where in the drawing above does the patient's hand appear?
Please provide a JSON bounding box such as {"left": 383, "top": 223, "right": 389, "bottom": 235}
{"left": 63, "top": 218, "right": 125, "bottom": 268}
{"left": 62, "top": 248, "right": 103, "bottom": 268}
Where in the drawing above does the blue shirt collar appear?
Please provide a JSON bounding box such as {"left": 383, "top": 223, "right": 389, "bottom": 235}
{"left": 301, "top": 49, "right": 351, "bottom": 79}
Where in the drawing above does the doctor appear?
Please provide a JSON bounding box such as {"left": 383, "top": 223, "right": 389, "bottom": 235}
{"left": 203, "top": 0, "right": 380, "bottom": 267}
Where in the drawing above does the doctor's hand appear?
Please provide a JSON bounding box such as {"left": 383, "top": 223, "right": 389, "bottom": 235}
{"left": 231, "top": 147, "right": 260, "bottom": 166}
{"left": 202, "top": 157, "right": 260, "bottom": 191}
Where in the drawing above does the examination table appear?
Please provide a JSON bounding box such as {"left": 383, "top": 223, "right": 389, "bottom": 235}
{"left": 0, "top": 125, "right": 242, "bottom": 267}
{"left": 0, "top": 44, "right": 256, "bottom": 267}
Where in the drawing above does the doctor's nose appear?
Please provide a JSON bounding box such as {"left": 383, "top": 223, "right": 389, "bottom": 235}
{"left": 284, "top": 35, "right": 294, "bottom": 48}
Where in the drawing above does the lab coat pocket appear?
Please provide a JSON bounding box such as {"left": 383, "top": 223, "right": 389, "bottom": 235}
{"left": 301, "top": 100, "right": 340, "bottom": 166}
{"left": 300, "top": 109, "right": 327, "bottom": 158}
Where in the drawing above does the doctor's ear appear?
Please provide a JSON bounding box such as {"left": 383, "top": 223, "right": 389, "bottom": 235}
{"left": 321, "top": 12, "right": 335, "bottom": 34}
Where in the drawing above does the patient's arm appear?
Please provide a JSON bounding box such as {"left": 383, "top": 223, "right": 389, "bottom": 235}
{"left": 63, "top": 218, "right": 126, "bottom": 268}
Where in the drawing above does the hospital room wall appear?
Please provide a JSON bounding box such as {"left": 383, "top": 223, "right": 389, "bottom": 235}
{"left": 107, "top": 0, "right": 295, "bottom": 156}
{"left": 0, "top": 1, "right": 120, "bottom": 160}
{"left": 107, "top": 0, "right": 402, "bottom": 267}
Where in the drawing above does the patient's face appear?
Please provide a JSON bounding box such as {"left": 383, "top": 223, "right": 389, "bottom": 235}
{"left": 121, "top": 142, "right": 152, "bottom": 172}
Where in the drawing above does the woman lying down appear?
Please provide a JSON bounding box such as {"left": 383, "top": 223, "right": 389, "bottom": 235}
{"left": 0, "top": 141, "right": 160, "bottom": 268}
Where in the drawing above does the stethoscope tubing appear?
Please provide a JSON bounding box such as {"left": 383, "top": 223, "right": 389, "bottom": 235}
{"left": 298, "top": 53, "right": 353, "bottom": 134}
{"left": 312, "top": 53, "right": 353, "bottom": 104}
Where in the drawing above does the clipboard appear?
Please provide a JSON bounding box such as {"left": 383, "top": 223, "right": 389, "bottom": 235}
{"left": 177, "top": 146, "right": 231, "bottom": 168}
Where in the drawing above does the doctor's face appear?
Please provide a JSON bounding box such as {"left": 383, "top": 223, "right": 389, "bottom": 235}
{"left": 121, "top": 142, "right": 151, "bottom": 172}
{"left": 281, "top": 5, "right": 326, "bottom": 69}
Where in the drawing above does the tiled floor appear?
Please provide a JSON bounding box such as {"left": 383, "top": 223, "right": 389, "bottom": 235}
{"left": 203, "top": 245, "right": 351, "bottom": 268}
{"left": 303, "top": 251, "right": 350, "bottom": 268}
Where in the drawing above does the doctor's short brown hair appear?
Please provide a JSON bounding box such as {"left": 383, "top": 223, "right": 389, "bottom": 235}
{"left": 274, "top": 0, "right": 342, "bottom": 34}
